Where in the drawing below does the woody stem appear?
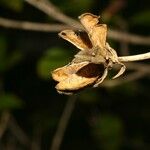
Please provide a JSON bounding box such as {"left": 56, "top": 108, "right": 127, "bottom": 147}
{"left": 118, "top": 52, "right": 150, "bottom": 62}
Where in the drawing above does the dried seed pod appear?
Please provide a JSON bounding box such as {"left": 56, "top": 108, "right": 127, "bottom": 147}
{"left": 52, "top": 13, "right": 126, "bottom": 94}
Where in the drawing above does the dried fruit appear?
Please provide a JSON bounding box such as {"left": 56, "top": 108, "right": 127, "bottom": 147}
{"left": 52, "top": 13, "right": 126, "bottom": 94}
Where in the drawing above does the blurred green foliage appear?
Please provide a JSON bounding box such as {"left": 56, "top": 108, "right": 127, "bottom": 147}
{"left": 93, "top": 114, "right": 123, "bottom": 150}
{"left": 131, "top": 10, "right": 150, "bottom": 26}
{"left": 0, "top": 0, "right": 149, "bottom": 150}
{"left": 0, "top": 35, "right": 22, "bottom": 72}
{"left": 0, "top": 93, "right": 23, "bottom": 110}
{"left": 0, "top": 0, "right": 23, "bottom": 11}
{"left": 37, "top": 47, "right": 71, "bottom": 79}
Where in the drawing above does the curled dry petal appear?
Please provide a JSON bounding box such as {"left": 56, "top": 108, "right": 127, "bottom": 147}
{"left": 55, "top": 63, "right": 105, "bottom": 92}
{"left": 59, "top": 30, "right": 92, "bottom": 50}
{"left": 56, "top": 74, "right": 98, "bottom": 91}
{"left": 79, "top": 13, "right": 100, "bottom": 32}
{"left": 52, "top": 62, "right": 89, "bottom": 82}
{"left": 79, "top": 13, "right": 107, "bottom": 50}
{"left": 93, "top": 68, "right": 108, "bottom": 87}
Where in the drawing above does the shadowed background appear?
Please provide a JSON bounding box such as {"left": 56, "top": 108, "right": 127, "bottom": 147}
{"left": 0, "top": 0, "right": 150, "bottom": 150}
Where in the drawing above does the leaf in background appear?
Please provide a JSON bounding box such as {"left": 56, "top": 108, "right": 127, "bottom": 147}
{"left": 0, "top": 35, "right": 23, "bottom": 72}
{"left": 0, "top": 93, "right": 23, "bottom": 110}
{"left": 0, "top": 0, "right": 23, "bottom": 12}
{"left": 92, "top": 114, "right": 123, "bottom": 150}
{"left": 6, "top": 50, "right": 23, "bottom": 70}
{"left": 130, "top": 10, "right": 150, "bottom": 26}
{"left": 37, "top": 47, "right": 71, "bottom": 79}
{"left": 0, "top": 50, "right": 23, "bottom": 72}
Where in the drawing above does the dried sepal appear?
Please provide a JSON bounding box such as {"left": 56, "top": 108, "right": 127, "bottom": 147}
{"left": 93, "top": 68, "right": 108, "bottom": 87}
{"left": 105, "top": 43, "right": 126, "bottom": 79}
{"left": 112, "top": 63, "right": 126, "bottom": 79}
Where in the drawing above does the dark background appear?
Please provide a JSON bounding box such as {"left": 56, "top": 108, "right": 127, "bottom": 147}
{"left": 0, "top": 0, "right": 150, "bottom": 150}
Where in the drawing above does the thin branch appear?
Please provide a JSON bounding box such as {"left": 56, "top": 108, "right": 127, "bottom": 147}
{"left": 103, "top": 70, "right": 147, "bottom": 87}
{"left": 0, "top": 17, "right": 70, "bottom": 32}
{"left": 25, "top": 0, "right": 81, "bottom": 29}
{"left": 108, "top": 30, "right": 150, "bottom": 46}
{"left": 0, "top": 1, "right": 149, "bottom": 47}
{"left": 118, "top": 52, "right": 150, "bottom": 62}
{"left": 113, "top": 18, "right": 129, "bottom": 56}
{"left": 0, "top": 111, "right": 10, "bottom": 139}
{"left": 0, "top": 20, "right": 150, "bottom": 62}
{"left": 30, "top": 127, "right": 42, "bottom": 150}
{"left": 0, "top": 16, "right": 150, "bottom": 45}
{"left": 126, "top": 63, "right": 150, "bottom": 73}
{"left": 24, "top": 0, "right": 150, "bottom": 45}
{"left": 50, "top": 95, "right": 77, "bottom": 150}
{"left": 9, "top": 115, "right": 30, "bottom": 147}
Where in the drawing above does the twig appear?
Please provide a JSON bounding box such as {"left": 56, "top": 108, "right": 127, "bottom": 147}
{"left": 103, "top": 71, "right": 147, "bottom": 87}
{"left": 30, "top": 127, "right": 42, "bottom": 150}
{"left": 24, "top": 0, "right": 150, "bottom": 45}
{"left": 0, "top": 17, "right": 70, "bottom": 32}
{"left": 108, "top": 30, "right": 150, "bottom": 46}
{"left": 9, "top": 115, "right": 30, "bottom": 147}
{"left": 50, "top": 95, "right": 77, "bottom": 150}
{"left": 25, "top": 0, "right": 81, "bottom": 29}
{"left": 0, "top": 16, "right": 150, "bottom": 45}
{"left": 126, "top": 63, "right": 150, "bottom": 73}
{"left": 118, "top": 52, "right": 150, "bottom": 62}
{"left": 0, "top": 111, "right": 10, "bottom": 139}
{"left": 116, "top": 18, "right": 129, "bottom": 55}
